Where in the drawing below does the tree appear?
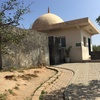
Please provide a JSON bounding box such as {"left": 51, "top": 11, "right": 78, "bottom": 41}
{"left": 93, "top": 45, "right": 100, "bottom": 51}
{"left": 96, "top": 16, "right": 100, "bottom": 25}
{"left": 0, "top": 0, "right": 32, "bottom": 70}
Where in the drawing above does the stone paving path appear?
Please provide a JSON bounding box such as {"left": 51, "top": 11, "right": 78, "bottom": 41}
{"left": 57, "top": 63, "right": 100, "bottom": 100}
{"left": 57, "top": 63, "right": 100, "bottom": 84}
{"left": 40, "top": 63, "right": 100, "bottom": 100}
{"left": 42, "top": 68, "right": 73, "bottom": 100}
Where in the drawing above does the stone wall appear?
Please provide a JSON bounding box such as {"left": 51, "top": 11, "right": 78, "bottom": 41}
{"left": 2, "top": 27, "right": 49, "bottom": 68}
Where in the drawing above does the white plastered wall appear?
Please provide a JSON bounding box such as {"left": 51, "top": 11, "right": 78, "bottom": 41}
{"left": 81, "top": 29, "right": 92, "bottom": 60}
{"left": 47, "top": 27, "right": 83, "bottom": 61}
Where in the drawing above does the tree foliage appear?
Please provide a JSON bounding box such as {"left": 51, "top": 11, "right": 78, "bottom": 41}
{"left": 0, "top": 0, "right": 31, "bottom": 27}
{"left": 0, "top": 0, "right": 32, "bottom": 45}
{"left": 0, "top": 0, "right": 32, "bottom": 70}
{"left": 96, "top": 16, "right": 100, "bottom": 25}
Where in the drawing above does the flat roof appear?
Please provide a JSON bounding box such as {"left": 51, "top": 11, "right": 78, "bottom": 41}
{"left": 36, "top": 17, "right": 100, "bottom": 35}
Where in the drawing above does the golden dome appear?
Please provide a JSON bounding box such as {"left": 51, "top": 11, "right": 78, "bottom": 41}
{"left": 32, "top": 13, "right": 64, "bottom": 30}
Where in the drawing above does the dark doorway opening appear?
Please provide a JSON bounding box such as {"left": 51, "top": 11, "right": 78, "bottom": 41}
{"left": 48, "top": 36, "right": 66, "bottom": 65}
{"left": 88, "top": 38, "right": 91, "bottom": 55}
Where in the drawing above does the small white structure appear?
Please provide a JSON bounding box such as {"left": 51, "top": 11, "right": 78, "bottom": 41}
{"left": 32, "top": 10, "right": 100, "bottom": 63}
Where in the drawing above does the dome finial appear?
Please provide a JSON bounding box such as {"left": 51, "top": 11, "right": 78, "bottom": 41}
{"left": 48, "top": 7, "right": 50, "bottom": 13}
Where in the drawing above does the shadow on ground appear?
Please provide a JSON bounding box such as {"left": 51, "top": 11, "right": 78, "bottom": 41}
{"left": 64, "top": 80, "right": 100, "bottom": 100}
{"left": 41, "top": 80, "right": 100, "bottom": 100}
{"left": 40, "top": 87, "right": 65, "bottom": 100}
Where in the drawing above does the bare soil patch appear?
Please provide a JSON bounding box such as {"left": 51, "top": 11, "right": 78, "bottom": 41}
{"left": 0, "top": 67, "right": 56, "bottom": 100}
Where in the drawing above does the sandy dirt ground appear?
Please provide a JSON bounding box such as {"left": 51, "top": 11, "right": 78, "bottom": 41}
{"left": 0, "top": 67, "right": 56, "bottom": 100}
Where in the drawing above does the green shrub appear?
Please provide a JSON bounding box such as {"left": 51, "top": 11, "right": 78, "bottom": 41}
{"left": 14, "top": 86, "right": 19, "bottom": 90}
{"left": 0, "top": 93, "right": 7, "bottom": 100}
{"left": 8, "top": 89, "right": 15, "bottom": 95}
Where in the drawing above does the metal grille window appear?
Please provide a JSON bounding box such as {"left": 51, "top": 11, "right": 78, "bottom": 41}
{"left": 61, "top": 37, "right": 66, "bottom": 47}
{"left": 59, "top": 37, "right": 66, "bottom": 47}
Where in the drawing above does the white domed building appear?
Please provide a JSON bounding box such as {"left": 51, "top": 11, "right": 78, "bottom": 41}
{"left": 32, "top": 8, "right": 100, "bottom": 64}
{"left": 32, "top": 13, "right": 64, "bottom": 30}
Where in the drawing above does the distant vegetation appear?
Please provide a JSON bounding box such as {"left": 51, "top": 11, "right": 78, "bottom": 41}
{"left": 92, "top": 45, "right": 100, "bottom": 51}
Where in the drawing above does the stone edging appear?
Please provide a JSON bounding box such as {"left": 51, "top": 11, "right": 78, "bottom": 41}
{"left": 32, "top": 66, "right": 61, "bottom": 100}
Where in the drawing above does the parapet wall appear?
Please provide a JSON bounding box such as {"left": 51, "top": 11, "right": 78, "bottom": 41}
{"left": 2, "top": 27, "right": 49, "bottom": 68}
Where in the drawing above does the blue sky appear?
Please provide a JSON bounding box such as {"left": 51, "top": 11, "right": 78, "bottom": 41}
{"left": 0, "top": 0, "right": 100, "bottom": 45}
